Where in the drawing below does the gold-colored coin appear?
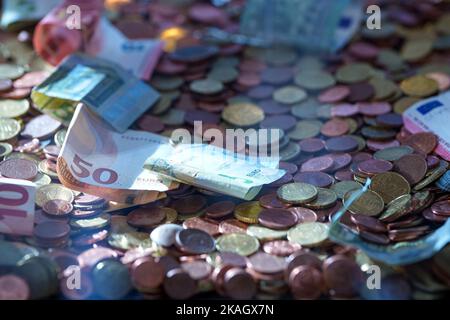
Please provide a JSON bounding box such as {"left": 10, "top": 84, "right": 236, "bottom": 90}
{"left": 177, "top": 210, "right": 204, "bottom": 221}
{"left": 343, "top": 189, "right": 384, "bottom": 217}
{"left": 370, "top": 172, "right": 411, "bottom": 204}
{"left": 222, "top": 103, "right": 265, "bottom": 127}
{"left": 414, "top": 160, "right": 448, "bottom": 191}
{"left": 273, "top": 85, "right": 307, "bottom": 104}
{"left": 108, "top": 231, "right": 151, "bottom": 250}
{"left": 164, "top": 208, "right": 178, "bottom": 223}
{"left": 401, "top": 39, "right": 433, "bottom": 63}
{"left": 234, "top": 201, "right": 262, "bottom": 224}
{"left": 0, "top": 99, "right": 29, "bottom": 118}
{"left": 277, "top": 182, "right": 318, "bottom": 204}
{"left": 303, "top": 188, "right": 337, "bottom": 209}
{"left": 331, "top": 181, "right": 362, "bottom": 199}
{"left": 38, "top": 160, "right": 59, "bottom": 178}
{"left": 369, "top": 77, "right": 397, "bottom": 100}
{"left": 400, "top": 75, "right": 438, "bottom": 97}
{"left": 216, "top": 233, "right": 259, "bottom": 256}
{"left": 32, "top": 173, "right": 52, "bottom": 187}
{"left": 379, "top": 194, "right": 412, "bottom": 222}
{"left": 335, "top": 62, "right": 373, "bottom": 83}
{"left": 4, "top": 151, "right": 40, "bottom": 164}
{"left": 287, "top": 222, "right": 329, "bottom": 247}
{"left": 36, "top": 183, "right": 74, "bottom": 207}
{"left": 54, "top": 129, "right": 67, "bottom": 147}
{"left": 246, "top": 225, "right": 287, "bottom": 241}
{"left": 70, "top": 213, "right": 111, "bottom": 230}
{"left": 0, "top": 142, "right": 13, "bottom": 158}
{"left": 0, "top": 118, "right": 20, "bottom": 141}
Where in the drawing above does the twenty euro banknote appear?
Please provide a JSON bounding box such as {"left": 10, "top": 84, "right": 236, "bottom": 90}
{"left": 31, "top": 53, "right": 160, "bottom": 133}
{"left": 59, "top": 104, "right": 285, "bottom": 201}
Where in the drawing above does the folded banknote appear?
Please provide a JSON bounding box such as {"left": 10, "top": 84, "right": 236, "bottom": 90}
{"left": 59, "top": 104, "right": 285, "bottom": 200}
{"left": 31, "top": 53, "right": 160, "bottom": 132}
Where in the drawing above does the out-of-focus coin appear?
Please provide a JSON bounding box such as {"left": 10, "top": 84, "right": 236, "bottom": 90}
{"left": 175, "top": 228, "right": 215, "bottom": 254}
{"left": 127, "top": 207, "right": 168, "bottom": 229}
{"left": 373, "top": 145, "right": 414, "bottom": 161}
{"left": 258, "top": 208, "right": 298, "bottom": 230}
{"left": 0, "top": 158, "right": 38, "bottom": 180}
{"left": 190, "top": 78, "right": 224, "bottom": 95}
{"left": 216, "top": 233, "right": 259, "bottom": 256}
{"left": 222, "top": 103, "right": 264, "bottom": 127}
{"left": 295, "top": 70, "right": 336, "bottom": 91}
{"left": 335, "top": 63, "right": 373, "bottom": 84}
{"left": 303, "top": 188, "right": 337, "bottom": 210}
{"left": 246, "top": 225, "right": 287, "bottom": 241}
{"left": 43, "top": 200, "right": 73, "bottom": 217}
{"left": 247, "top": 252, "right": 286, "bottom": 274}
{"left": 0, "top": 275, "right": 30, "bottom": 300}
{"left": 403, "top": 132, "right": 437, "bottom": 155}
{"left": 273, "top": 86, "right": 307, "bottom": 104}
{"left": 400, "top": 75, "right": 438, "bottom": 97}
{"left": 234, "top": 201, "right": 263, "bottom": 224}
{"left": 393, "top": 154, "right": 427, "bottom": 185}
{"left": 0, "top": 118, "right": 20, "bottom": 141}
{"left": 0, "top": 99, "right": 29, "bottom": 118}
{"left": 287, "top": 222, "right": 329, "bottom": 247}
{"left": 0, "top": 64, "right": 25, "bottom": 80}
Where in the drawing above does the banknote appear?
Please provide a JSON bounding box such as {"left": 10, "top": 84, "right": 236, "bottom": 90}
{"left": 86, "top": 18, "right": 163, "bottom": 80}
{"left": 31, "top": 53, "right": 160, "bottom": 132}
{"left": 33, "top": 1, "right": 163, "bottom": 79}
{"left": 240, "top": 0, "right": 362, "bottom": 52}
{"left": 60, "top": 104, "right": 285, "bottom": 200}
{"left": 329, "top": 179, "right": 450, "bottom": 265}
{"left": 0, "top": 0, "right": 61, "bottom": 31}
{"left": 403, "top": 91, "right": 450, "bottom": 161}
{"left": 0, "top": 178, "right": 36, "bottom": 236}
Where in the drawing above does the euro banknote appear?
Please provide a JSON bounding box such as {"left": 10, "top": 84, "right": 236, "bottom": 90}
{"left": 31, "top": 53, "right": 160, "bottom": 132}
{"left": 59, "top": 104, "right": 285, "bottom": 200}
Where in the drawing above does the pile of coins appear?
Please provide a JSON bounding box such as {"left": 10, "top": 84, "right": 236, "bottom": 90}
{"left": 1, "top": 0, "right": 450, "bottom": 300}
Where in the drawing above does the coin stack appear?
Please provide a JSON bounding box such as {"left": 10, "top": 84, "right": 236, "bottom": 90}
{"left": 1, "top": 0, "right": 450, "bottom": 301}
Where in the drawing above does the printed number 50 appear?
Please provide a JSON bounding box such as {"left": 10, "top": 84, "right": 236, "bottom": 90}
{"left": 71, "top": 154, "right": 118, "bottom": 185}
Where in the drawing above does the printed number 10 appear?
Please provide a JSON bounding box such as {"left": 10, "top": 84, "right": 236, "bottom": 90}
{"left": 71, "top": 154, "right": 118, "bottom": 185}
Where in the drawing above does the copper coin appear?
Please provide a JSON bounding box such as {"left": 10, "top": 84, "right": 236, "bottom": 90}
{"left": 219, "top": 219, "right": 247, "bottom": 234}
{"left": 318, "top": 85, "right": 350, "bottom": 103}
{"left": 0, "top": 87, "right": 31, "bottom": 99}
{"left": 322, "top": 255, "right": 362, "bottom": 298}
{"left": 359, "top": 230, "right": 390, "bottom": 245}
{"left": 300, "top": 155, "right": 334, "bottom": 172}
{"left": 325, "top": 136, "right": 359, "bottom": 153}
{"left": 288, "top": 207, "right": 318, "bottom": 223}
{"left": 260, "top": 115, "right": 297, "bottom": 131}
{"left": 334, "top": 170, "right": 354, "bottom": 181}
{"left": 205, "top": 200, "right": 235, "bottom": 218}
{"left": 350, "top": 214, "right": 387, "bottom": 233}
{"left": 263, "top": 240, "right": 302, "bottom": 257}
{"left": 431, "top": 200, "right": 450, "bottom": 217}
{"left": 298, "top": 138, "right": 325, "bottom": 153}
{"left": 77, "top": 247, "right": 118, "bottom": 269}
{"left": 163, "top": 268, "right": 197, "bottom": 299}
{"left": 357, "top": 159, "right": 393, "bottom": 176}
{"left": 127, "top": 207, "right": 167, "bottom": 228}
{"left": 0, "top": 158, "right": 38, "bottom": 180}
{"left": 289, "top": 265, "right": 324, "bottom": 300}
{"left": 357, "top": 102, "right": 392, "bottom": 116}
{"left": 320, "top": 118, "right": 349, "bottom": 137}
{"left": 259, "top": 193, "right": 292, "bottom": 209}
{"left": 0, "top": 79, "right": 13, "bottom": 92}
{"left": 72, "top": 229, "right": 108, "bottom": 247}
{"left": 247, "top": 252, "right": 286, "bottom": 274}
{"left": 393, "top": 154, "right": 427, "bottom": 185}
{"left": 171, "top": 194, "right": 207, "bottom": 215}
{"left": 182, "top": 217, "right": 220, "bottom": 236}
{"left": 426, "top": 155, "right": 440, "bottom": 169}
{"left": 43, "top": 200, "right": 73, "bottom": 217}
{"left": 181, "top": 260, "right": 212, "bottom": 280}
{"left": 13, "top": 71, "right": 48, "bottom": 89}
{"left": 367, "top": 139, "right": 400, "bottom": 151}
{"left": 279, "top": 161, "right": 298, "bottom": 174}
{"left": 130, "top": 257, "right": 165, "bottom": 291}
{"left": 348, "top": 41, "right": 379, "bottom": 59}
{"left": 223, "top": 268, "right": 257, "bottom": 299}
{"left": 214, "top": 252, "right": 248, "bottom": 268}
{"left": 259, "top": 99, "right": 291, "bottom": 115}
{"left": 331, "top": 103, "right": 359, "bottom": 117}
{"left": 423, "top": 208, "right": 448, "bottom": 222}
{"left": 327, "top": 153, "right": 352, "bottom": 172}
{"left": 293, "top": 171, "right": 334, "bottom": 188}
{"left": 258, "top": 208, "right": 298, "bottom": 230}
{"left": 347, "top": 82, "right": 375, "bottom": 102}
{"left": 33, "top": 221, "right": 70, "bottom": 241}
{"left": 286, "top": 251, "right": 322, "bottom": 276}
{"left": 175, "top": 228, "right": 215, "bottom": 254}
{"left": 403, "top": 132, "right": 437, "bottom": 154}
{"left": 0, "top": 275, "right": 30, "bottom": 300}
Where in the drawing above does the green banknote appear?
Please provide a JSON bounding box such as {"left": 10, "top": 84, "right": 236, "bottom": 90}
{"left": 32, "top": 53, "right": 159, "bottom": 132}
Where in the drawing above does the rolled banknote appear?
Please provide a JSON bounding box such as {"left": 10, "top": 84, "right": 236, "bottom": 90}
{"left": 33, "top": 0, "right": 162, "bottom": 79}
{"left": 59, "top": 104, "right": 285, "bottom": 200}
{"left": 329, "top": 179, "right": 450, "bottom": 265}
{"left": 31, "top": 53, "right": 160, "bottom": 132}
{"left": 240, "top": 0, "right": 362, "bottom": 53}
{"left": 403, "top": 91, "right": 450, "bottom": 161}
{"left": 0, "top": 0, "right": 61, "bottom": 31}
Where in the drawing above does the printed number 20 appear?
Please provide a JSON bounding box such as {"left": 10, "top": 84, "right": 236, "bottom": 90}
{"left": 71, "top": 154, "right": 118, "bottom": 185}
